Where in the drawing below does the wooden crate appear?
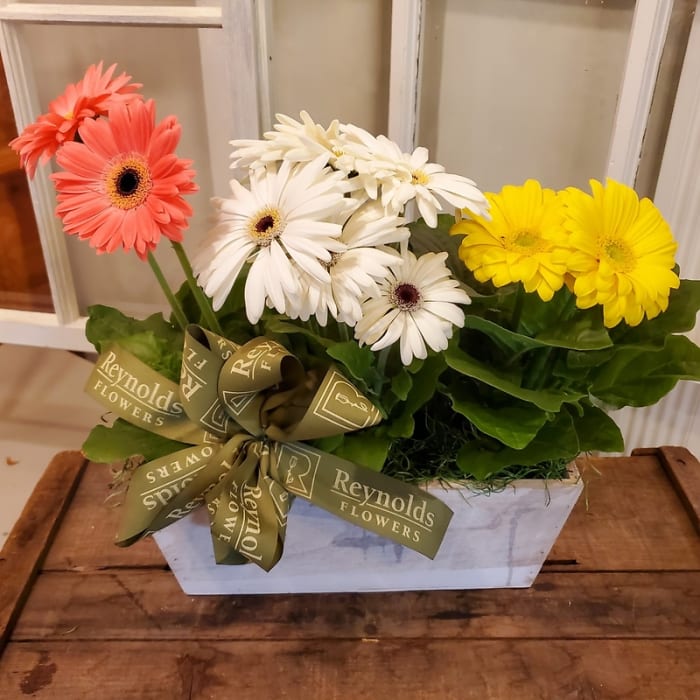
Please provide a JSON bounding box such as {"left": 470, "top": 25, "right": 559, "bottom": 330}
{"left": 1, "top": 447, "right": 699, "bottom": 698}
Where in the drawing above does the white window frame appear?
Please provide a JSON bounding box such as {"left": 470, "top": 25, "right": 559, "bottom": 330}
{"left": 0, "top": 0, "right": 674, "bottom": 350}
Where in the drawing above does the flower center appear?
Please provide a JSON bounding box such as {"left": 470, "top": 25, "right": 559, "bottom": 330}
{"left": 105, "top": 156, "right": 152, "bottom": 210}
{"left": 326, "top": 251, "right": 344, "bottom": 269}
{"left": 511, "top": 229, "right": 544, "bottom": 252}
{"left": 411, "top": 170, "right": 429, "bottom": 186}
{"left": 602, "top": 239, "right": 635, "bottom": 271}
{"left": 392, "top": 282, "right": 422, "bottom": 310}
{"left": 247, "top": 207, "right": 285, "bottom": 246}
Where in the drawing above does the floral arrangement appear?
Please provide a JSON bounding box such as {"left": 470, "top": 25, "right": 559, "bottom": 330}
{"left": 11, "top": 64, "right": 700, "bottom": 567}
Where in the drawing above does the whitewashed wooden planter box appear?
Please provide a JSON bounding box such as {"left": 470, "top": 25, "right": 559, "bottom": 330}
{"left": 154, "top": 464, "right": 583, "bottom": 595}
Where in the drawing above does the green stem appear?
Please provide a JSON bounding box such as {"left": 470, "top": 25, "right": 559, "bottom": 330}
{"left": 338, "top": 321, "right": 351, "bottom": 342}
{"left": 510, "top": 285, "right": 526, "bottom": 333}
{"left": 147, "top": 252, "right": 188, "bottom": 330}
{"left": 374, "top": 346, "right": 391, "bottom": 396}
{"left": 171, "top": 241, "right": 222, "bottom": 334}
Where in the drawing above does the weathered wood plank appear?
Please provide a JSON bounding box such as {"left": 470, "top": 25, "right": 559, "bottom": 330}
{"left": 633, "top": 446, "right": 700, "bottom": 535}
{"left": 0, "top": 451, "right": 85, "bottom": 653}
{"left": 11, "top": 570, "right": 700, "bottom": 642}
{"left": 546, "top": 453, "right": 700, "bottom": 571}
{"left": 41, "top": 461, "right": 165, "bottom": 571}
{"left": 1, "top": 640, "right": 698, "bottom": 699}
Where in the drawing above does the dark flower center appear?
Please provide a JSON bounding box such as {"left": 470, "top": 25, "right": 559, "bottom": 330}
{"left": 117, "top": 168, "right": 140, "bottom": 196}
{"left": 255, "top": 215, "right": 275, "bottom": 234}
{"left": 393, "top": 282, "right": 421, "bottom": 310}
{"left": 105, "top": 156, "right": 152, "bottom": 210}
{"left": 247, "top": 207, "right": 284, "bottom": 245}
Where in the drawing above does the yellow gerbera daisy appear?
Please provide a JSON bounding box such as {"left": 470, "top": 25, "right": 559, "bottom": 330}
{"left": 562, "top": 179, "right": 679, "bottom": 328}
{"left": 450, "top": 179, "right": 570, "bottom": 301}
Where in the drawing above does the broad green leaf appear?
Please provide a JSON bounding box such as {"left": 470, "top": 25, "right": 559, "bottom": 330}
{"left": 82, "top": 418, "right": 188, "bottom": 464}
{"left": 326, "top": 341, "right": 380, "bottom": 385}
{"left": 464, "top": 316, "right": 544, "bottom": 355}
{"left": 534, "top": 316, "right": 612, "bottom": 350}
{"left": 262, "top": 318, "right": 335, "bottom": 348}
{"left": 611, "top": 279, "right": 700, "bottom": 347}
{"left": 456, "top": 414, "right": 579, "bottom": 480}
{"left": 332, "top": 431, "right": 393, "bottom": 471}
{"left": 591, "top": 335, "right": 700, "bottom": 407}
{"left": 464, "top": 314, "right": 612, "bottom": 355}
{"left": 445, "top": 344, "right": 584, "bottom": 411}
{"left": 408, "top": 214, "right": 466, "bottom": 280}
{"left": 387, "top": 353, "right": 447, "bottom": 437}
{"left": 390, "top": 368, "right": 413, "bottom": 400}
{"left": 86, "top": 305, "right": 183, "bottom": 381}
{"left": 445, "top": 380, "right": 550, "bottom": 449}
{"left": 568, "top": 403, "right": 624, "bottom": 453}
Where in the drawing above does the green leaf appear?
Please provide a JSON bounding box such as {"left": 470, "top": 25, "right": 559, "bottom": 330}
{"left": 464, "top": 313, "right": 612, "bottom": 355}
{"left": 311, "top": 434, "right": 345, "bottom": 453}
{"left": 332, "top": 431, "right": 393, "bottom": 471}
{"left": 262, "top": 318, "right": 335, "bottom": 348}
{"left": 408, "top": 214, "right": 466, "bottom": 279}
{"left": 390, "top": 368, "right": 413, "bottom": 401}
{"left": 456, "top": 413, "right": 579, "bottom": 480}
{"left": 387, "top": 353, "right": 446, "bottom": 438}
{"left": 568, "top": 403, "right": 624, "bottom": 453}
{"left": 590, "top": 334, "right": 700, "bottom": 407}
{"left": 326, "top": 341, "right": 381, "bottom": 386}
{"left": 85, "top": 305, "right": 183, "bottom": 381}
{"left": 534, "top": 315, "right": 613, "bottom": 350}
{"left": 445, "top": 379, "right": 550, "bottom": 449}
{"left": 611, "top": 279, "right": 700, "bottom": 347}
{"left": 445, "top": 344, "right": 584, "bottom": 411}
{"left": 82, "top": 418, "right": 187, "bottom": 464}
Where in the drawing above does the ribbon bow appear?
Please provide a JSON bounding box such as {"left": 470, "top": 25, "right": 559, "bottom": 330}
{"left": 86, "top": 326, "right": 453, "bottom": 570}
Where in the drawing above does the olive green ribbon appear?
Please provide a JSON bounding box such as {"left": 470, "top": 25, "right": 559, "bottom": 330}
{"left": 86, "top": 325, "right": 453, "bottom": 571}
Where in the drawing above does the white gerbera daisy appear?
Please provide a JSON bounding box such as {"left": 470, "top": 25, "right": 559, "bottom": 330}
{"left": 288, "top": 202, "right": 409, "bottom": 326}
{"left": 382, "top": 145, "right": 489, "bottom": 228}
{"left": 193, "top": 156, "right": 352, "bottom": 323}
{"left": 354, "top": 251, "right": 471, "bottom": 366}
{"left": 340, "top": 126, "right": 488, "bottom": 227}
{"left": 230, "top": 111, "right": 342, "bottom": 170}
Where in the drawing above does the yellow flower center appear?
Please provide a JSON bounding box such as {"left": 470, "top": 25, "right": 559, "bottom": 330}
{"left": 602, "top": 239, "right": 635, "bottom": 272}
{"left": 509, "top": 229, "right": 546, "bottom": 253}
{"left": 105, "top": 156, "right": 152, "bottom": 210}
{"left": 247, "top": 207, "right": 285, "bottom": 246}
{"left": 411, "top": 170, "right": 429, "bottom": 186}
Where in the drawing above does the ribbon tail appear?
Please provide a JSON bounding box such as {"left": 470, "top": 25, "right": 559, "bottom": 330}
{"left": 274, "top": 441, "right": 453, "bottom": 559}
{"left": 207, "top": 442, "right": 290, "bottom": 571}
{"left": 115, "top": 441, "right": 235, "bottom": 546}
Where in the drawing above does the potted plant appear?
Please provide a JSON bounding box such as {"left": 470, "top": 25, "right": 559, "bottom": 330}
{"left": 11, "top": 65, "right": 700, "bottom": 593}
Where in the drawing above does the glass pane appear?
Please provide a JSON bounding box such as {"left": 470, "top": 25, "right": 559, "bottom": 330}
{"left": 0, "top": 60, "right": 53, "bottom": 312}
{"left": 419, "top": 0, "right": 637, "bottom": 191}
{"left": 20, "top": 22, "right": 217, "bottom": 317}
{"left": 269, "top": 0, "right": 391, "bottom": 133}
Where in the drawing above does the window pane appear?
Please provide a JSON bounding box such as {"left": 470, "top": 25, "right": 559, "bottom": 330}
{"left": 419, "top": 0, "right": 636, "bottom": 191}
{"left": 21, "top": 22, "right": 217, "bottom": 317}
{"left": 0, "top": 60, "right": 52, "bottom": 312}
{"left": 269, "top": 0, "right": 391, "bottom": 133}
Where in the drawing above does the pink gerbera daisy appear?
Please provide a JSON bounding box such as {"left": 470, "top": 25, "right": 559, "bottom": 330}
{"left": 10, "top": 62, "right": 142, "bottom": 178}
{"left": 51, "top": 99, "right": 198, "bottom": 260}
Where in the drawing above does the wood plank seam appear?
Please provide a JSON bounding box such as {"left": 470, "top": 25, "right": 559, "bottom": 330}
{"left": 0, "top": 451, "right": 86, "bottom": 654}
